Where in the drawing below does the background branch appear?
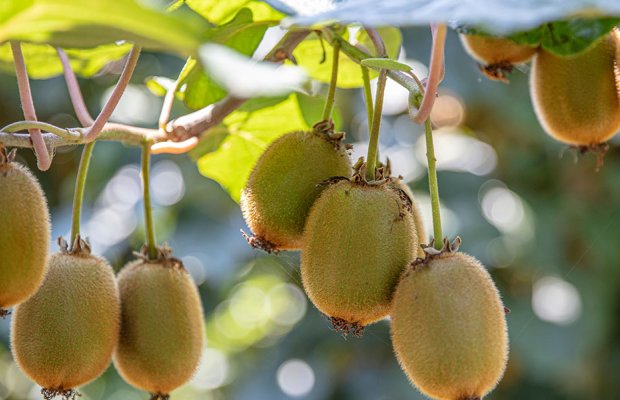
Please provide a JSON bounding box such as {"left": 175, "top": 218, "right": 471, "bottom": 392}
{"left": 56, "top": 48, "right": 95, "bottom": 127}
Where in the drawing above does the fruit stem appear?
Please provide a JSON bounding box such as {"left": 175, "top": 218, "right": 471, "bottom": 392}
{"left": 322, "top": 40, "right": 341, "bottom": 122}
{"left": 70, "top": 141, "right": 96, "bottom": 247}
{"left": 423, "top": 118, "right": 443, "bottom": 249}
{"left": 10, "top": 41, "right": 51, "bottom": 171}
{"left": 141, "top": 141, "right": 158, "bottom": 260}
{"left": 361, "top": 65, "right": 374, "bottom": 141}
{"left": 365, "top": 69, "right": 387, "bottom": 181}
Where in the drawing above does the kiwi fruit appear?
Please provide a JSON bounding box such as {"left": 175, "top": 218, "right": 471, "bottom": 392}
{"left": 11, "top": 250, "right": 120, "bottom": 395}
{"left": 530, "top": 30, "right": 620, "bottom": 147}
{"left": 114, "top": 256, "right": 204, "bottom": 398}
{"left": 241, "top": 128, "right": 351, "bottom": 251}
{"left": 0, "top": 152, "right": 50, "bottom": 315}
{"left": 460, "top": 34, "right": 537, "bottom": 81}
{"left": 301, "top": 178, "right": 418, "bottom": 334}
{"left": 391, "top": 249, "right": 508, "bottom": 400}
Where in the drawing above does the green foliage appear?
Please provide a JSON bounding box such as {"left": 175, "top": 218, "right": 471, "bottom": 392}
{"left": 195, "top": 94, "right": 316, "bottom": 202}
{"left": 0, "top": 0, "right": 208, "bottom": 56}
{"left": 184, "top": 0, "right": 285, "bottom": 24}
{"left": 293, "top": 27, "right": 402, "bottom": 88}
{"left": 0, "top": 42, "right": 131, "bottom": 79}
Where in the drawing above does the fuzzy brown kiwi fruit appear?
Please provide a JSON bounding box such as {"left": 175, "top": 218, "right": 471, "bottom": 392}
{"left": 114, "top": 256, "right": 204, "bottom": 398}
{"left": 301, "top": 178, "right": 418, "bottom": 334}
{"left": 241, "top": 129, "right": 351, "bottom": 251}
{"left": 460, "top": 34, "right": 537, "bottom": 81}
{"left": 391, "top": 249, "right": 508, "bottom": 400}
{"left": 0, "top": 152, "right": 50, "bottom": 315}
{"left": 530, "top": 30, "right": 620, "bottom": 147}
{"left": 11, "top": 250, "right": 120, "bottom": 395}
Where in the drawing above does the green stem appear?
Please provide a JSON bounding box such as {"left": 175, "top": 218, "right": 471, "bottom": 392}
{"left": 141, "top": 141, "right": 158, "bottom": 260}
{"left": 361, "top": 66, "right": 374, "bottom": 139}
{"left": 322, "top": 41, "right": 341, "bottom": 122}
{"left": 1, "top": 121, "right": 83, "bottom": 140}
{"left": 424, "top": 118, "right": 443, "bottom": 249}
{"left": 365, "top": 70, "right": 387, "bottom": 181}
{"left": 70, "top": 141, "right": 96, "bottom": 247}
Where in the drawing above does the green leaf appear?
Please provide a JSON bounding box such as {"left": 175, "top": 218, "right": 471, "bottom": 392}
{"left": 196, "top": 93, "right": 311, "bottom": 202}
{"left": 361, "top": 57, "right": 412, "bottom": 72}
{"left": 0, "top": 42, "right": 131, "bottom": 79}
{"left": 184, "top": 8, "right": 272, "bottom": 109}
{"left": 293, "top": 27, "right": 402, "bottom": 88}
{"left": 0, "top": 0, "right": 208, "bottom": 56}
{"left": 185, "top": 0, "right": 285, "bottom": 24}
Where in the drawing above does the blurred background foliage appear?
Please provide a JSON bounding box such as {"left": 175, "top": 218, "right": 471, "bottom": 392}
{"left": 2, "top": 24, "right": 620, "bottom": 400}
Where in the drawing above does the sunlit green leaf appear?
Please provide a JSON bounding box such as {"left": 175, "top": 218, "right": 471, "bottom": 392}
{"left": 0, "top": 0, "right": 208, "bottom": 56}
{"left": 185, "top": 0, "right": 285, "bottom": 24}
{"left": 293, "top": 27, "right": 401, "bottom": 88}
{"left": 0, "top": 42, "right": 131, "bottom": 79}
{"left": 196, "top": 94, "right": 311, "bottom": 202}
{"left": 184, "top": 8, "right": 272, "bottom": 109}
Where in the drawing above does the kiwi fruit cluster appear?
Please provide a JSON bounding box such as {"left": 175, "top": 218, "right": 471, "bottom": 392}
{"left": 2, "top": 149, "right": 204, "bottom": 400}
{"left": 462, "top": 29, "right": 620, "bottom": 154}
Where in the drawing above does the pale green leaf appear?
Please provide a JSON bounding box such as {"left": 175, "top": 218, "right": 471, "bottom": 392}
{"left": 185, "top": 0, "right": 285, "bottom": 24}
{"left": 0, "top": 42, "right": 131, "bottom": 79}
{"left": 0, "top": 0, "right": 208, "bottom": 56}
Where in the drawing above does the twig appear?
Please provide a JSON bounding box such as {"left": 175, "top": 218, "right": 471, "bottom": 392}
{"left": 151, "top": 137, "right": 199, "bottom": 155}
{"left": 84, "top": 46, "right": 142, "bottom": 141}
{"left": 364, "top": 26, "right": 387, "bottom": 57}
{"left": 1, "top": 121, "right": 82, "bottom": 140}
{"left": 167, "top": 30, "right": 310, "bottom": 141}
{"left": 411, "top": 24, "right": 447, "bottom": 124}
{"left": 10, "top": 41, "right": 52, "bottom": 170}
{"left": 56, "top": 48, "right": 95, "bottom": 127}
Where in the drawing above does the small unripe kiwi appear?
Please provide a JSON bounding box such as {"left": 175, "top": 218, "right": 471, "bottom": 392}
{"left": 114, "top": 257, "right": 204, "bottom": 397}
{"left": 11, "top": 252, "right": 120, "bottom": 392}
{"left": 530, "top": 30, "right": 620, "bottom": 146}
{"left": 460, "top": 34, "right": 537, "bottom": 81}
{"left": 0, "top": 158, "right": 50, "bottom": 313}
{"left": 391, "top": 251, "right": 508, "bottom": 400}
{"left": 301, "top": 179, "right": 418, "bottom": 331}
{"left": 241, "top": 129, "right": 351, "bottom": 251}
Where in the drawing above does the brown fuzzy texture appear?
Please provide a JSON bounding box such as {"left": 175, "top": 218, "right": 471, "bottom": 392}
{"left": 390, "top": 180, "right": 427, "bottom": 257}
{"left": 301, "top": 180, "right": 418, "bottom": 326}
{"left": 460, "top": 34, "right": 537, "bottom": 66}
{"left": 391, "top": 252, "right": 509, "bottom": 400}
{"left": 11, "top": 252, "right": 120, "bottom": 390}
{"left": 241, "top": 130, "right": 351, "bottom": 250}
{"left": 114, "top": 259, "right": 204, "bottom": 395}
{"left": 530, "top": 30, "right": 620, "bottom": 146}
{"left": 0, "top": 162, "right": 50, "bottom": 309}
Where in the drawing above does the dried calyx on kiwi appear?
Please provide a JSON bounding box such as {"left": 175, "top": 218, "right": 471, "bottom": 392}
{"left": 0, "top": 147, "right": 51, "bottom": 318}
{"left": 301, "top": 158, "right": 419, "bottom": 337}
{"left": 391, "top": 237, "right": 509, "bottom": 400}
{"left": 460, "top": 33, "right": 537, "bottom": 82}
{"left": 114, "top": 245, "right": 204, "bottom": 400}
{"left": 241, "top": 120, "right": 352, "bottom": 252}
{"left": 11, "top": 236, "right": 120, "bottom": 400}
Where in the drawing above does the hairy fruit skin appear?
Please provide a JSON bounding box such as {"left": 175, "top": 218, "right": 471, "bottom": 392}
{"left": 11, "top": 253, "right": 120, "bottom": 390}
{"left": 391, "top": 252, "right": 508, "bottom": 400}
{"left": 530, "top": 30, "right": 620, "bottom": 146}
{"left": 114, "top": 259, "right": 204, "bottom": 396}
{"left": 0, "top": 162, "right": 50, "bottom": 310}
{"left": 391, "top": 180, "right": 427, "bottom": 256}
{"left": 301, "top": 180, "right": 418, "bottom": 326}
{"left": 460, "top": 34, "right": 537, "bottom": 66}
{"left": 241, "top": 130, "right": 351, "bottom": 250}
